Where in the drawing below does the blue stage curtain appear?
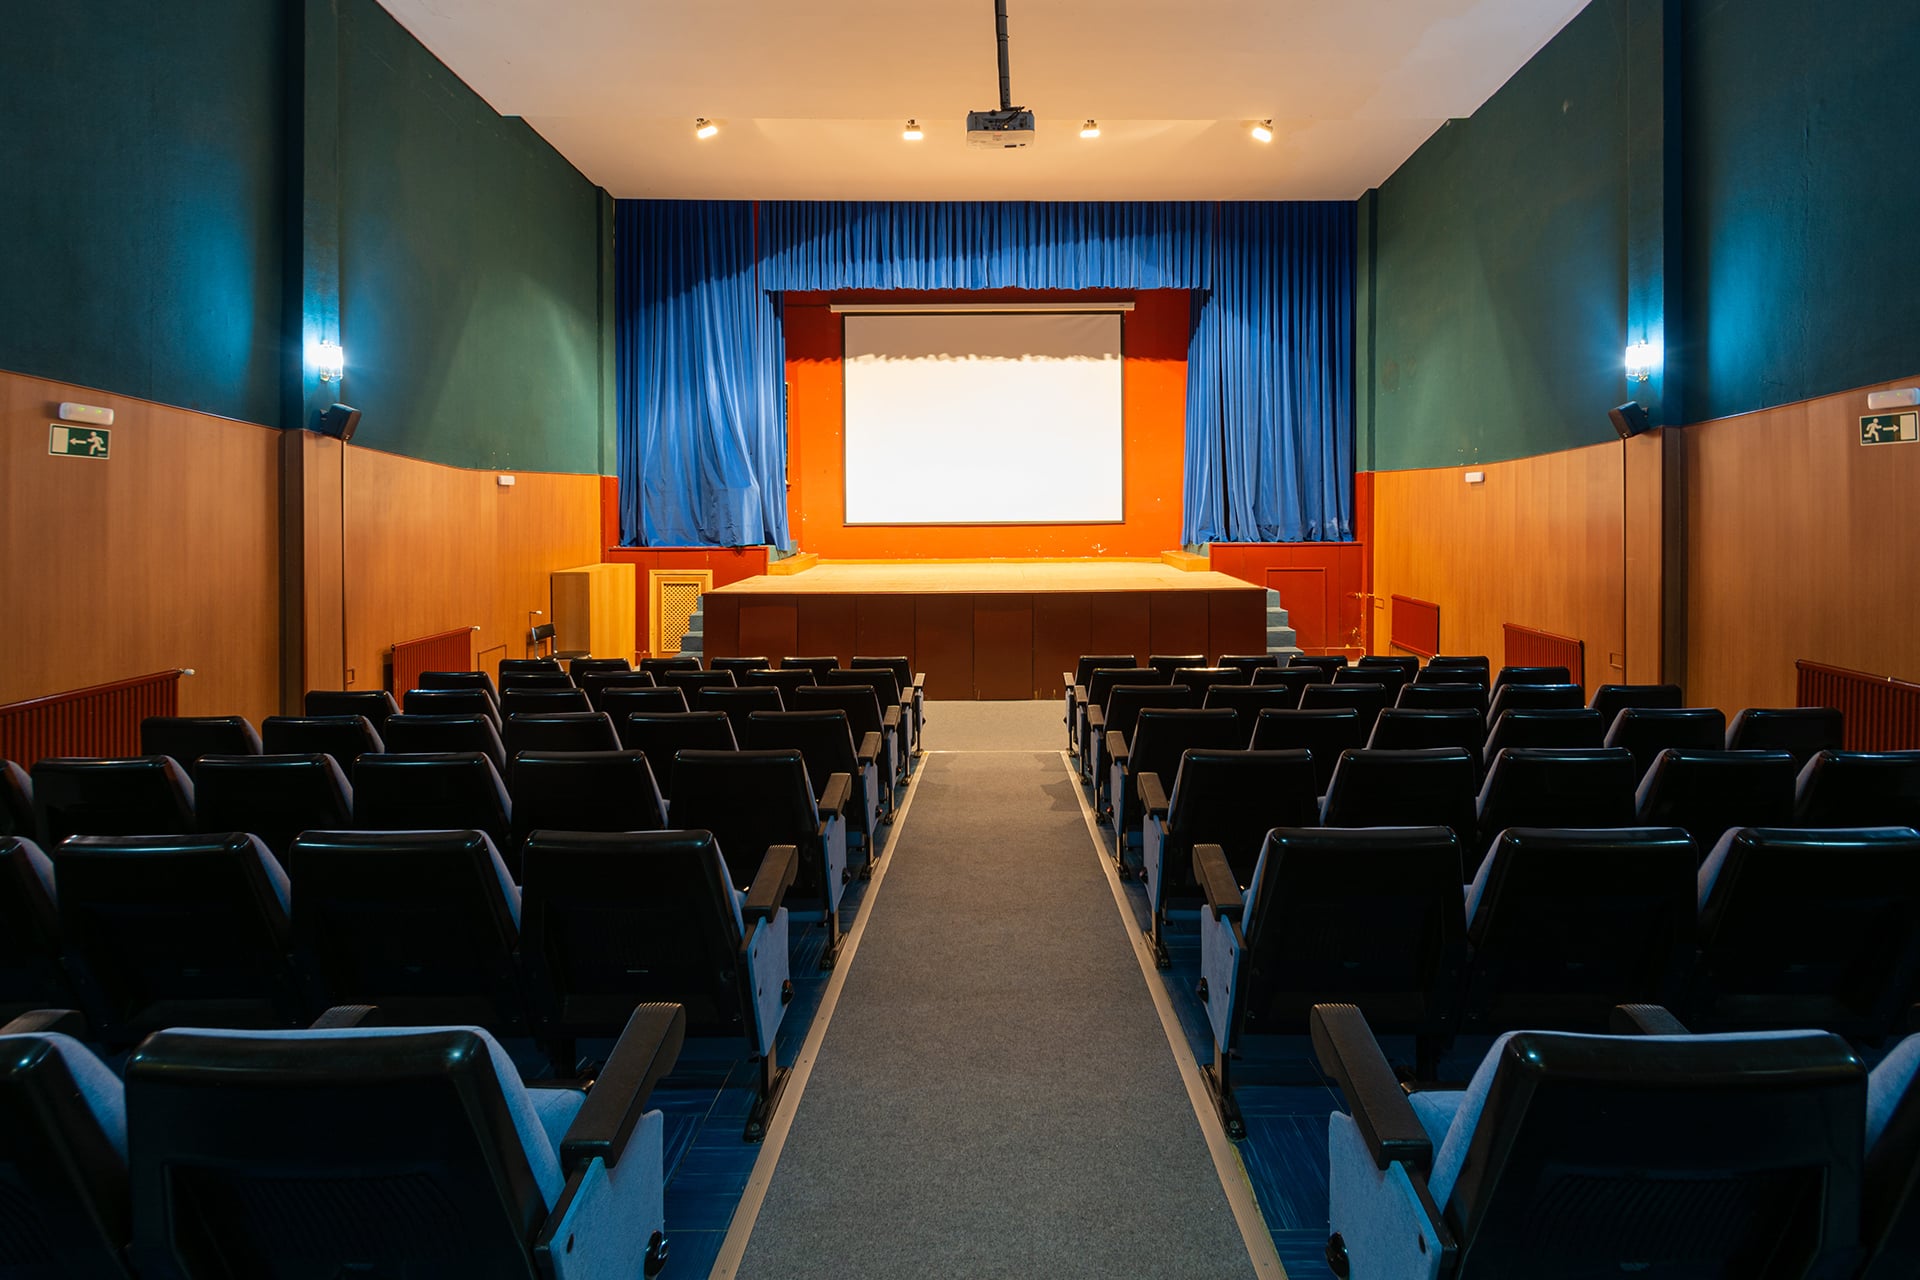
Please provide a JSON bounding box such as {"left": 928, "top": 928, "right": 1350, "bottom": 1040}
{"left": 1183, "top": 203, "right": 1355, "bottom": 543}
{"left": 760, "top": 201, "right": 1211, "bottom": 291}
{"left": 615, "top": 200, "right": 789, "bottom": 548}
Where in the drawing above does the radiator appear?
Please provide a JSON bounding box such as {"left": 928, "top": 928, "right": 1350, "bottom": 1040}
{"left": 1390, "top": 595, "right": 1440, "bottom": 659}
{"left": 389, "top": 627, "right": 476, "bottom": 695}
{"left": 1503, "top": 623, "right": 1586, "bottom": 695}
{"left": 1796, "top": 660, "right": 1920, "bottom": 751}
{"left": 0, "top": 669, "right": 183, "bottom": 767}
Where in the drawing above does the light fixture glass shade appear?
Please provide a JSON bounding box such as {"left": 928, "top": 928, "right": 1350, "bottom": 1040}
{"left": 1080, "top": 119, "right": 1100, "bottom": 139}
{"left": 1624, "top": 340, "right": 1660, "bottom": 383}
{"left": 694, "top": 118, "right": 718, "bottom": 139}
{"left": 903, "top": 119, "right": 923, "bottom": 141}
{"left": 307, "top": 338, "right": 345, "bottom": 383}
{"left": 1250, "top": 119, "right": 1274, "bottom": 143}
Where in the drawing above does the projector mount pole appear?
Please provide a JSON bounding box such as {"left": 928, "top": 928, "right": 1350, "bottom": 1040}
{"left": 995, "top": 0, "right": 1013, "bottom": 112}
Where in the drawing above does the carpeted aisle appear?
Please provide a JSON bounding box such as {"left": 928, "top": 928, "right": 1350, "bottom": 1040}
{"left": 733, "top": 749, "right": 1256, "bottom": 1279}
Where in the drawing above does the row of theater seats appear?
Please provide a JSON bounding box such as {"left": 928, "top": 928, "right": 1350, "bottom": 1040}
{"left": 0, "top": 1000, "right": 685, "bottom": 1278}
{"left": 3, "top": 823, "right": 806, "bottom": 1140}
{"left": 1312, "top": 999, "right": 1920, "bottom": 1279}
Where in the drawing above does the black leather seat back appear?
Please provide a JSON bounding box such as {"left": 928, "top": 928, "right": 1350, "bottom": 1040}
{"left": 1795, "top": 750, "right": 1920, "bottom": 828}
{"left": 1165, "top": 749, "right": 1318, "bottom": 886}
{"left": 139, "top": 717, "right": 261, "bottom": 777}
{"left": 1368, "top": 707, "right": 1485, "bottom": 757}
{"left": 1337, "top": 663, "right": 1410, "bottom": 699}
{"left": 0, "top": 836, "right": 73, "bottom": 1020}
{"left": 566, "top": 657, "right": 629, "bottom": 677}
{"left": 1300, "top": 681, "right": 1389, "bottom": 730}
{"left": 502, "top": 711, "right": 621, "bottom": 757}
{"left": 1320, "top": 748, "right": 1478, "bottom": 860}
{"left": 1171, "top": 667, "right": 1249, "bottom": 704}
{"left": 1696, "top": 826, "right": 1920, "bottom": 1041}
{"left": 496, "top": 672, "right": 576, "bottom": 694}
{"left": 1248, "top": 708, "right": 1367, "bottom": 791}
{"left": 604, "top": 687, "right": 690, "bottom": 731}
{"left": 1440, "top": 1030, "right": 1863, "bottom": 1280}
{"left": 288, "top": 829, "right": 524, "bottom": 1030}
{"left": 1589, "top": 682, "right": 1683, "bottom": 721}
{"left": 1420, "top": 655, "right": 1491, "bottom": 685}
{"left": 670, "top": 750, "right": 821, "bottom": 896}
{"left": 1073, "top": 654, "right": 1139, "bottom": 686}
{"left": 621, "top": 712, "right": 737, "bottom": 791}
{"left": 498, "top": 688, "right": 591, "bottom": 717}
{"left": 1481, "top": 707, "right": 1605, "bottom": 760}
{"left": 1396, "top": 681, "right": 1488, "bottom": 713}
{"left": 508, "top": 751, "right": 666, "bottom": 858}
{"left": 851, "top": 656, "right": 913, "bottom": 693}
{"left": 401, "top": 688, "right": 499, "bottom": 725}
{"left": 697, "top": 686, "right": 786, "bottom": 743}
{"left": 1084, "top": 667, "right": 1167, "bottom": 713}
{"left": 580, "top": 669, "right": 656, "bottom": 709}
{"left": 1491, "top": 664, "right": 1572, "bottom": 692}
{"left": 1, "top": 759, "right": 33, "bottom": 839}
{"left": 522, "top": 829, "right": 746, "bottom": 1038}
{"left": 823, "top": 667, "right": 902, "bottom": 708}
{"left": 302, "top": 690, "right": 400, "bottom": 730}
{"left": 1147, "top": 654, "right": 1206, "bottom": 679}
{"left": 351, "top": 753, "right": 512, "bottom": 852}
{"left": 498, "top": 658, "right": 563, "bottom": 677}
{"left": 746, "top": 711, "right": 862, "bottom": 812}
{"left": 1104, "top": 685, "right": 1195, "bottom": 741}
{"left": 127, "top": 1024, "right": 548, "bottom": 1278}
{"left": 58, "top": 833, "right": 301, "bottom": 1043}
{"left": 1462, "top": 826, "right": 1696, "bottom": 1031}
{"left": 1477, "top": 748, "right": 1639, "bottom": 841}
{"left": 1126, "top": 709, "right": 1243, "bottom": 797}
{"left": 417, "top": 670, "right": 497, "bottom": 698}
{"left": 1727, "top": 706, "right": 1846, "bottom": 769}
{"left": 1605, "top": 706, "right": 1728, "bottom": 776}
{"left": 791, "top": 686, "right": 884, "bottom": 742}
{"left": 380, "top": 714, "right": 507, "bottom": 772}
{"left": 0, "top": 1033, "right": 131, "bottom": 1279}
{"left": 194, "top": 754, "right": 353, "bottom": 859}
{"left": 1204, "top": 684, "right": 1304, "bottom": 737}
{"left": 1634, "top": 749, "right": 1797, "bottom": 857}
{"left": 743, "top": 668, "right": 814, "bottom": 701}
{"left": 1250, "top": 666, "right": 1324, "bottom": 697}
{"left": 31, "top": 756, "right": 196, "bottom": 845}
{"left": 659, "top": 670, "right": 736, "bottom": 695}
{"left": 710, "top": 656, "right": 772, "bottom": 678}
{"left": 1287, "top": 655, "right": 1347, "bottom": 679}
{"left": 1239, "top": 826, "right": 1465, "bottom": 1036}
{"left": 780, "top": 656, "right": 840, "bottom": 679}
{"left": 1214, "top": 654, "right": 1278, "bottom": 677}
{"left": 1486, "top": 682, "right": 1585, "bottom": 721}
{"left": 640, "top": 655, "right": 702, "bottom": 677}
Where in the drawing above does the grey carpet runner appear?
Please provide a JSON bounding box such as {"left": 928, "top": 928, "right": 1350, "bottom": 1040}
{"left": 734, "top": 750, "right": 1254, "bottom": 1279}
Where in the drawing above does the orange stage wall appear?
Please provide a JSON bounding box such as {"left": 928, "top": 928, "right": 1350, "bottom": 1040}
{"left": 781, "top": 289, "right": 1189, "bottom": 558}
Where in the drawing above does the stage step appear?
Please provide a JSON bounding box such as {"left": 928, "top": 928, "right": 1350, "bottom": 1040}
{"left": 679, "top": 600, "right": 705, "bottom": 657}
{"left": 1266, "top": 588, "right": 1302, "bottom": 658}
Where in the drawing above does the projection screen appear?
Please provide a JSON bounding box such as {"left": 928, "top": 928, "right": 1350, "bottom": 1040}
{"left": 842, "top": 311, "right": 1124, "bottom": 524}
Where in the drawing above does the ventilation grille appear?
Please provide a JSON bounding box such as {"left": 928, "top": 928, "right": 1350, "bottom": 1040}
{"left": 1503, "top": 622, "right": 1586, "bottom": 695}
{"left": 1798, "top": 659, "right": 1920, "bottom": 750}
{"left": 649, "top": 570, "right": 713, "bottom": 657}
{"left": 0, "top": 669, "right": 181, "bottom": 767}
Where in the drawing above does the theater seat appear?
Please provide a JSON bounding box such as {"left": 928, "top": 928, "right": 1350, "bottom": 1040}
{"left": 497, "top": 671, "right": 577, "bottom": 694}
{"left": 696, "top": 685, "right": 786, "bottom": 744}
{"left": 1726, "top": 705, "right": 1846, "bottom": 769}
{"left": 1248, "top": 707, "right": 1368, "bottom": 792}
{"left": 351, "top": 752, "right": 513, "bottom": 854}
{"left": 193, "top": 753, "right": 353, "bottom": 860}
{"left": 1795, "top": 750, "right": 1920, "bottom": 828}
{"left": 1196, "top": 827, "right": 1466, "bottom": 1133}
{"left": 499, "top": 687, "right": 592, "bottom": 717}
{"left": 0, "top": 1024, "right": 131, "bottom": 1279}
{"left": 620, "top": 711, "right": 737, "bottom": 793}
{"left": 507, "top": 751, "right": 667, "bottom": 867}
{"left": 1633, "top": 748, "right": 1798, "bottom": 857}
{"left": 401, "top": 688, "right": 501, "bottom": 726}
{"left": 1367, "top": 707, "right": 1485, "bottom": 760}
{"left": 779, "top": 655, "right": 839, "bottom": 679}
{"left": 580, "top": 669, "right": 656, "bottom": 709}
{"left": 852, "top": 656, "right": 925, "bottom": 754}
{"left": 502, "top": 711, "right": 621, "bottom": 758}
{"left": 127, "top": 1005, "right": 682, "bottom": 1280}
{"left": 1, "top": 759, "right": 33, "bottom": 839}
{"left": 1138, "top": 748, "right": 1317, "bottom": 966}
{"left": 1249, "top": 666, "right": 1325, "bottom": 699}
{"left": 1299, "top": 681, "right": 1390, "bottom": 732}
{"left": 1320, "top": 748, "right": 1478, "bottom": 861}
{"left": 641, "top": 654, "right": 703, "bottom": 677}
{"left": 57, "top": 833, "right": 304, "bottom": 1045}
{"left": 1490, "top": 664, "right": 1571, "bottom": 693}
{"left": 794, "top": 685, "right": 900, "bottom": 794}
{"left": 747, "top": 709, "right": 885, "bottom": 859}
{"left": 1484, "top": 681, "right": 1583, "bottom": 722}
{"left": 658, "top": 669, "right": 736, "bottom": 696}
{"left": 1215, "top": 654, "right": 1279, "bottom": 677}
{"left": 303, "top": 689, "right": 400, "bottom": 731}
{"left": 31, "top": 756, "right": 196, "bottom": 845}
{"left": 1085, "top": 684, "right": 1193, "bottom": 797}
{"left": 418, "top": 670, "right": 498, "bottom": 699}
{"left": 522, "top": 830, "right": 796, "bottom": 1139}
{"left": 499, "top": 657, "right": 564, "bottom": 676}
{"left": 261, "top": 714, "right": 387, "bottom": 769}
{"left": 709, "top": 656, "right": 772, "bottom": 679}
{"left": 1288, "top": 654, "right": 1348, "bottom": 679}
{"left": 1693, "top": 826, "right": 1920, "bottom": 1043}
{"left": 1, "top": 837, "right": 78, "bottom": 1022}
{"left": 1603, "top": 706, "right": 1726, "bottom": 777}
{"left": 1421, "top": 655, "right": 1491, "bottom": 685}
{"left": 1475, "top": 748, "right": 1638, "bottom": 856}
{"left": 288, "top": 828, "right": 529, "bottom": 1033}
{"left": 1148, "top": 654, "right": 1207, "bottom": 678}
{"left": 671, "top": 749, "right": 850, "bottom": 968}
{"left": 744, "top": 667, "right": 816, "bottom": 705}
{"left": 1589, "top": 682, "right": 1683, "bottom": 722}
{"left": 1202, "top": 683, "right": 1303, "bottom": 739}
{"left": 1480, "top": 707, "right": 1605, "bottom": 761}
{"left": 1337, "top": 663, "right": 1410, "bottom": 700}
{"left": 1395, "top": 680, "right": 1488, "bottom": 714}
{"left": 1170, "top": 666, "right": 1250, "bottom": 706}
{"left": 1105, "top": 707, "right": 1242, "bottom": 846}
{"left": 138, "top": 716, "right": 261, "bottom": 777}
{"left": 1313, "top": 1002, "right": 1864, "bottom": 1280}
{"left": 1864, "top": 1033, "right": 1920, "bottom": 1280}
{"left": 380, "top": 712, "right": 508, "bottom": 772}
{"left": 603, "top": 687, "right": 691, "bottom": 727}
{"left": 1066, "top": 655, "right": 1139, "bottom": 750}
{"left": 822, "top": 668, "right": 915, "bottom": 766}
{"left": 1460, "top": 827, "right": 1696, "bottom": 1032}
{"left": 1075, "top": 667, "right": 1165, "bottom": 767}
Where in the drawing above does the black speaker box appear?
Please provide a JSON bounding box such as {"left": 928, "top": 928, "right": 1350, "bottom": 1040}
{"left": 1608, "top": 401, "right": 1651, "bottom": 439}
{"left": 317, "top": 402, "right": 361, "bottom": 442}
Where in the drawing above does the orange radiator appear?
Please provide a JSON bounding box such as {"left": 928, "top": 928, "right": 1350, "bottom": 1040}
{"left": 0, "top": 670, "right": 184, "bottom": 767}
{"left": 1503, "top": 623, "right": 1585, "bottom": 695}
{"left": 1390, "top": 595, "right": 1440, "bottom": 659}
{"left": 389, "top": 627, "right": 476, "bottom": 694}
{"left": 1797, "top": 660, "right": 1920, "bottom": 751}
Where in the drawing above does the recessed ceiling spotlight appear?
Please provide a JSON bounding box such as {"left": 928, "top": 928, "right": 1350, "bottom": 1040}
{"left": 903, "top": 119, "right": 924, "bottom": 141}
{"left": 694, "top": 118, "right": 718, "bottom": 139}
{"left": 1250, "top": 119, "right": 1274, "bottom": 143}
{"left": 1079, "top": 119, "right": 1100, "bottom": 139}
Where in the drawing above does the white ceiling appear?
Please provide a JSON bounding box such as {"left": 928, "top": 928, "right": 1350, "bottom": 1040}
{"left": 376, "top": 0, "right": 1592, "bottom": 200}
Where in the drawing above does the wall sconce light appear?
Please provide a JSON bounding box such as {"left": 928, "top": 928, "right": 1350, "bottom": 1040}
{"left": 1079, "top": 119, "right": 1100, "bottom": 139}
{"left": 308, "top": 338, "right": 346, "bottom": 384}
{"left": 694, "top": 118, "right": 719, "bottom": 140}
{"left": 1249, "top": 119, "right": 1274, "bottom": 143}
{"left": 1624, "top": 340, "right": 1659, "bottom": 384}
{"left": 902, "top": 119, "right": 924, "bottom": 141}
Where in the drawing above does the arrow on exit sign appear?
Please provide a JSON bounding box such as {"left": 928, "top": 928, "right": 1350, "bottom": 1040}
{"left": 1861, "top": 413, "right": 1918, "bottom": 446}
{"left": 48, "top": 424, "right": 111, "bottom": 458}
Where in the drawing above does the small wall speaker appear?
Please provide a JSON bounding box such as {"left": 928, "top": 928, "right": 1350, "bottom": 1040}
{"left": 317, "top": 402, "right": 361, "bottom": 442}
{"left": 1608, "top": 401, "right": 1651, "bottom": 439}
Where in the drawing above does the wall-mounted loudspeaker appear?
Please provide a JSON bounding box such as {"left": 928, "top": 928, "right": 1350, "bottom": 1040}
{"left": 1608, "top": 401, "right": 1651, "bottom": 439}
{"left": 316, "top": 402, "right": 361, "bottom": 442}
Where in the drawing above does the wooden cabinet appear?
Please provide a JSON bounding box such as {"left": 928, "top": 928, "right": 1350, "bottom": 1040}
{"left": 550, "top": 563, "right": 636, "bottom": 660}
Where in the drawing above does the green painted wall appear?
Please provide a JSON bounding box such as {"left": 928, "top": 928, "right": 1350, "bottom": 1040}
{"left": 1363, "top": 0, "right": 1631, "bottom": 472}
{"left": 334, "top": 0, "right": 607, "bottom": 473}
{"left": 1680, "top": 0, "right": 1920, "bottom": 424}
{"left": 0, "top": 1, "right": 287, "bottom": 425}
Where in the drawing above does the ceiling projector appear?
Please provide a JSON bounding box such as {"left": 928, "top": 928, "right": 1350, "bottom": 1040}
{"left": 967, "top": 108, "right": 1036, "bottom": 148}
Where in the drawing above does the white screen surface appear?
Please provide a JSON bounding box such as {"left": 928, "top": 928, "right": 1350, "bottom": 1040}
{"left": 842, "top": 312, "right": 1123, "bottom": 524}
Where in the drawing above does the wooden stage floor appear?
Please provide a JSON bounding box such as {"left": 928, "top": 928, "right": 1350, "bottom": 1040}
{"left": 699, "top": 560, "right": 1265, "bottom": 700}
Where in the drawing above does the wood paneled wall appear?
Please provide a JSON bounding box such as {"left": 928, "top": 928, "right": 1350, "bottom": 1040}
{"left": 1370, "top": 441, "right": 1629, "bottom": 694}
{"left": 1684, "top": 375, "right": 1920, "bottom": 714}
{"left": 1, "top": 369, "right": 281, "bottom": 724}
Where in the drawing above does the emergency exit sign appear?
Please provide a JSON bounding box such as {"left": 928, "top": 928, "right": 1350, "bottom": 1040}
{"left": 1860, "top": 413, "right": 1917, "bottom": 446}
{"left": 49, "top": 424, "right": 111, "bottom": 458}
